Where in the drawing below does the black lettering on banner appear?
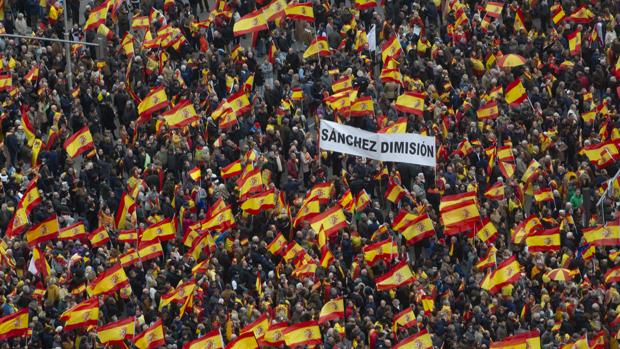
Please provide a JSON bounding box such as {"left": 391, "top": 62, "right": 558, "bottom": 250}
{"left": 369, "top": 140, "right": 377, "bottom": 152}
{"left": 394, "top": 141, "right": 404, "bottom": 153}
{"left": 321, "top": 128, "right": 329, "bottom": 141}
{"left": 426, "top": 144, "right": 435, "bottom": 158}
{"left": 420, "top": 143, "right": 427, "bottom": 156}
{"left": 345, "top": 134, "right": 353, "bottom": 145}
{"left": 353, "top": 136, "right": 362, "bottom": 148}
{"left": 410, "top": 142, "right": 417, "bottom": 155}
{"left": 381, "top": 141, "right": 388, "bottom": 153}
{"left": 328, "top": 129, "right": 337, "bottom": 142}
{"left": 337, "top": 132, "right": 345, "bottom": 144}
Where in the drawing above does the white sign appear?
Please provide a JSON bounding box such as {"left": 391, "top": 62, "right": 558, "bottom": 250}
{"left": 319, "top": 119, "right": 436, "bottom": 167}
{"left": 368, "top": 25, "right": 376, "bottom": 52}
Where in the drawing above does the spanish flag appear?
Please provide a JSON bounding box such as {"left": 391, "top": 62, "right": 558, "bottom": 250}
{"left": 138, "top": 240, "right": 164, "bottom": 261}
{"left": 480, "top": 256, "right": 522, "bottom": 294}
{"left": 283, "top": 321, "right": 322, "bottom": 348}
{"left": 362, "top": 239, "right": 398, "bottom": 265}
{"left": 237, "top": 168, "right": 264, "bottom": 199}
{"left": 394, "top": 329, "right": 433, "bottom": 349}
{"left": 233, "top": 9, "right": 268, "bottom": 37}
{"left": 474, "top": 219, "right": 499, "bottom": 244}
{"left": 131, "top": 14, "right": 149, "bottom": 29}
{"left": 24, "top": 66, "right": 39, "bottom": 83}
{"left": 375, "top": 260, "right": 415, "bottom": 290}
{"left": 393, "top": 307, "right": 417, "bottom": 332}
{"left": 202, "top": 206, "right": 236, "bottom": 232}
{"left": 338, "top": 189, "right": 354, "bottom": 212}
{"left": 119, "top": 249, "right": 140, "bottom": 267}
{"left": 262, "top": 322, "right": 287, "bottom": 347}
{"left": 303, "top": 36, "right": 330, "bottom": 58}
{"left": 395, "top": 92, "right": 424, "bottom": 116}
{"left": 141, "top": 218, "right": 176, "bottom": 242}
{"left": 159, "top": 280, "right": 196, "bottom": 312}
{"left": 6, "top": 207, "right": 29, "bottom": 237}
{"left": 267, "top": 232, "right": 287, "bottom": 255}
{"left": 291, "top": 88, "right": 303, "bottom": 101}
{"left": 60, "top": 298, "right": 99, "bottom": 331}
{"left": 306, "top": 182, "right": 333, "bottom": 204}
{"left": 115, "top": 192, "right": 136, "bottom": 230}
{"left": 514, "top": 8, "right": 526, "bottom": 32}
{"left": 477, "top": 100, "right": 499, "bottom": 120}
{"left": 240, "top": 313, "right": 269, "bottom": 340}
{"left": 505, "top": 78, "right": 528, "bottom": 107}
{"left": 134, "top": 320, "right": 166, "bottom": 349}
{"left": 526, "top": 227, "right": 560, "bottom": 252}
{"left": 97, "top": 24, "right": 114, "bottom": 40}
{"left": 401, "top": 214, "right": 435, "bottom": 245}
{"left": 87, "top": 264, "right": 130, "bottom": 296}
{"left": 282, "top": 241, "right": 304, "bottom": 263}
{"left": 308, "top": 205, "right": 347, "bottom": 238}
{"left": 241, "top": 189, "right": 276, "bottom": 214}
{"left": 566, "top": 5, "right": 594, "bottom": 24}
{"left": 221, "top": 160, "right": 242, "bottom": 179}
{"left": 350, "top": 0, "right": 375, "bottom": 9}
{"left": 284, "top": 3, "right": 314, "bottom": 22}
{"left": 97, "top": 317, "right": 135, "bottom": 345}
{"left": 318, "top": 297, "right": 344, "bottom": 323}
{"left": 226, "top": 332, "right": 259, "bottom": 349}
{"left": 118, "top": 229, "right": 139, "bottom": 244}
{"left": 381, "top": 36, "right": 402, "bottom": 62}
{"left": 0, "top": 74, "right": 11, "bottom": 91}
{"left": 25, "top": 215, "right": 59, "bottom": 246}
{"left": 521, "top": 159, "right": 540, "bottom": 183}
{"left": 161, "top": 99, "right": 199, "bottom": 129}
{"left": 490, "top": 330, "right": 541, "bottom": 349}
{"left": 188, "top": 167, "right": 201, "bottom": 182}
{"left": 183, "top": 329, "right": 224, "bottom": 349}
{"left": 579, "top": 141, "right": 619, "bottom": 168}
{"left": 121, "top": 33, "right": 134, "bottom": 57}
{"left": 87, "top": 226, "right": 110, "bottom": 247}
{"left": 291, "top": 261, "right": 318, "bottom": 279}
{"left": 63, "top": 126, "right": 95, "bottom": 158}
{"left": 138, "top": 86, "right": 169, "bottom": 121}
{"left": 28, "top": 247, "right": 51, "bottom": 278}
{"left": 349, "top": 96, "right": 374, "bottom": 117}
{"left": 330, "top": 76, "right": 352, "bottom": 94}
{"left": 84, "top": 0, "right": 110, "bottom": 31}
{"left": 440, "top": 200, "right": 480, "bottom": 234}
{"left": 392, "top": 210, "right": 418, "bottom": 232}
{"left": 484, "top": 181, "right": 505, "bottom": 200}
{"left": 385, "top": 179, "right": 407, "bottom": 203}
{"left": 567, "top": 29, "right": 582, "bottom": 56}
{"left": 380, "top": 68, "right": 403, "bottom": 86}
{"left": 583, "top": 224, "right": 620, "bottom": 246}
{"left": 475, "top": 245, "right": 497, "bottom": 270}
{"left": 319, "top": 249, "right": 334, "bottom": 268}
{"left": 550, "top": 3, "right": 565, "bottom": 25}
{"left": 58, "top": 222, "right": 87, "bottom": 240}
{"left": 605, "top": 266, "right": 620, "bottom": 284}
{"left": 228, "top": 90, "right": 251, "bottom": 116}
{"left": 21, "top": 111, "right": 36, "bottom": 147}
{"left": 533, "top": 187, "right": 554, "bottom": 203}
{"left": 0, "top": 308, "right": 29, "bottom": 340}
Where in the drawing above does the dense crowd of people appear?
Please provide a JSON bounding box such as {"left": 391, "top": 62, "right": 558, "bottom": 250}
{"left": 0, "top": 0, "right": 619, "bottom": 348}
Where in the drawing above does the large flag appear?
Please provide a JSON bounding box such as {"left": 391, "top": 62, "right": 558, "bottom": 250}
{"left": 115, "top": 192, "right": 136, "bottom": 229}
{"left": 241, "top": 189, "right": 276, "bottom": 214}
{"left": 440, "top": 199, "right": 480, "bottom": 234}
{"left": 381, "top": 36, "right": 402, "bottom": 62}
{"left": 0, "top": 75, "right": 12, "bottom": 91}
{"left": 363, "top": 239, "right": 398, "bottom": 266}
{"left": 138, "top": 240, "right": 164, "bottom": 261}
{"left": 484, "top": 182, "right": 505, "bottom": 200}
{"left": 262, "top": 322, "right": 287, "bottom": 347}
{"left": 64, "top": 127, "right": 95, "bottom": 158}
{"left": 349, "top": 96, "right": 374, "bottom": 117}
{"left": 240, "top": 313, "right": 269, "bottom": 340}
{"left": 267, "top": 232, "right": 287, "bottom": 255}
{"left": 393, "top": 307, "right": 417, "bottom": 331}
{"left": 318, "top": 297, "right": 345, "bottom": 323}
{"left": 474, "top": 219, "right": 499, "bottom": 244}
{"left": 228, "top": 90, "right": 251, "bottom": 115}
{"left": 284, "top": 3, "right": 314, "bottom": 22}
{"left": 183, "top": 329, "right": 224, "bottom": 349}
{"left": 566, "top": 5, "right": 594, "bottom": 23}
{"left": 97, "top": 317, "right": 135, "bottom": 345}
{"left": 485, "top": 1, "right": 504, "bottom": 17}
{"left": 568, "top": 29, "right": 582, "bottom": 56}
{"left": 308, "top": 205, "right": 347, "bottom": 237}
{"left": 525, "top": 227, "right": 560, "bottom": 252}
{"left": 221, "top": 160, "right": 242, "bottom": 179}
{"left": 355, "top": 0, "right": 377, "bottom": 9}
{"left": 385, "top": 180, "right": 407, "bottom": 203}
{"left": 305, "top": 182, "right": 333, "bottom": 204}
{"left": 303, "top": 36, "right": 330, "bottom": 58}
{"left": 161, "top": 100, "right": 199, "bottom": 128}
{"left": 25, "top": 215, "right": 59, "bottom": 246}
{"left": 332, "top": 76, "right": 353, "bottom": 93}
{"left": 375, "top": 260, "right": 415, "bottom": 290}
{"left": 551, "top": 4, "right": 565, "bottom": 25}
{"left": 490, "top": 331, "right": 541, "bottom": 349}
{"left": 283, "top": 321, "right": 322, "bottom": 348}
{"left": 138, "top": 87, "right": 169, "bottom": 121}
{"left": 60, "top": 298, "right": 99, "bottom": 331}
{"left": 87, "top": 264, "right": 130, "bottom": 296}
{"left": 134, "top": 320, "right": 166, "bottom": 349}
{"left": 533, "top": 188, "right": 554, "bottom": 203}
{"left": 475, "top": 245, "right": 497, "bottom": 270}
{"left": 0, "top": 308, "right": 29, "bottom": 340}
{"left": 237, "top": 168, "right": 264, "bottom": 199}
{"left": 395, "top": 92, "right": 424, "bottom": 116}
{"left": 141, "top": 218, "right": 176, "bottom": 242}
{"left": 579, "top": 141, "right": 619, "bottom": 169}
{"left": 226, "top": 332, "right": 259, "bottom": 349}
{"left": 605, "top": 265, "right": 620, "bottom": 284}
{"left": 58, "top": 222, "right": 87, "bottom": 240}
{"left": 88, "top": 226, "right": 110, "bottom": 247}
{"left": 505, "top": 78, "right": 527, "bottom": 106}
{"left": 477, "top": 100, "right": 499, "bottom": 120}
{"left": 480, "top": 256, "right": 522, "bottom": 293}
{"left": 84, "top": 0, "right": 110, "bottom": 31}
{"left": 401, "top": 214, "right": 435, "bottom": 245}
{"left": 233, "top": 10, "right": 268, "bottom": 36}
{"left": 582, "top": 224, "right": 620, "bottom": 246}
{"left": 394, "top": 329, "right": 433, "bottom": 349}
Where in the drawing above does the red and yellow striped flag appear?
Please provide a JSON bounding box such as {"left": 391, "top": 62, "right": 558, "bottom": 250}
{"left": 233, "top": 10, "right": 268, "bottom": 36}
{"left": 283, "top": 321, "right": 322, "bottom": 348}
{"left": 87, "top": 264, "right": 130, "bottom": 296}
{"left": 134, "top": 320, "right": 166, "bottom": 349}
{"left": 480, "top": 256, "right": 522, "bottom": 294}
{"left": 97, "top": 317, "right": 135, "bottom": 345}
{"left": 63, "top": 126, "right": 94, "bottom": 158}
{"left": 284, "top": 3, "right": 314, "bottom": 22}
{"left": 303, "top": 36, "right": 330, "bottom": 58}
{"left": 60, "top": 298, "right": 99, "bottom": 331}
{"left": 318, "top": 297, "right": 344, "bottom": 323}
{"left": 0, "top": 308, "right": 28, "bottom": 340}
{"left": 395, "top": 92, "right": 424, "bottom": 116}
{"left": 183, "top": 329, "right": 224, "bottom": 349}
{"left": 505, "top": 78, "right": 527, "bottom": 106}
{"left": 394, "top": 329, "right": 433, "bottom": 349}
{"left": 308, "top": 205, "right": 347, "bottom": 238}
{"left": 375, "top": 261, "right": 415, "bottom": 290}
{"left": 161, "top": 99, "right": 199, "bottom": 129}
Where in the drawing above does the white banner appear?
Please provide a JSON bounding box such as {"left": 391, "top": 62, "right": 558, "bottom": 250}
{"left": 319, "top": 120, "right": 436, "bottom": 167}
